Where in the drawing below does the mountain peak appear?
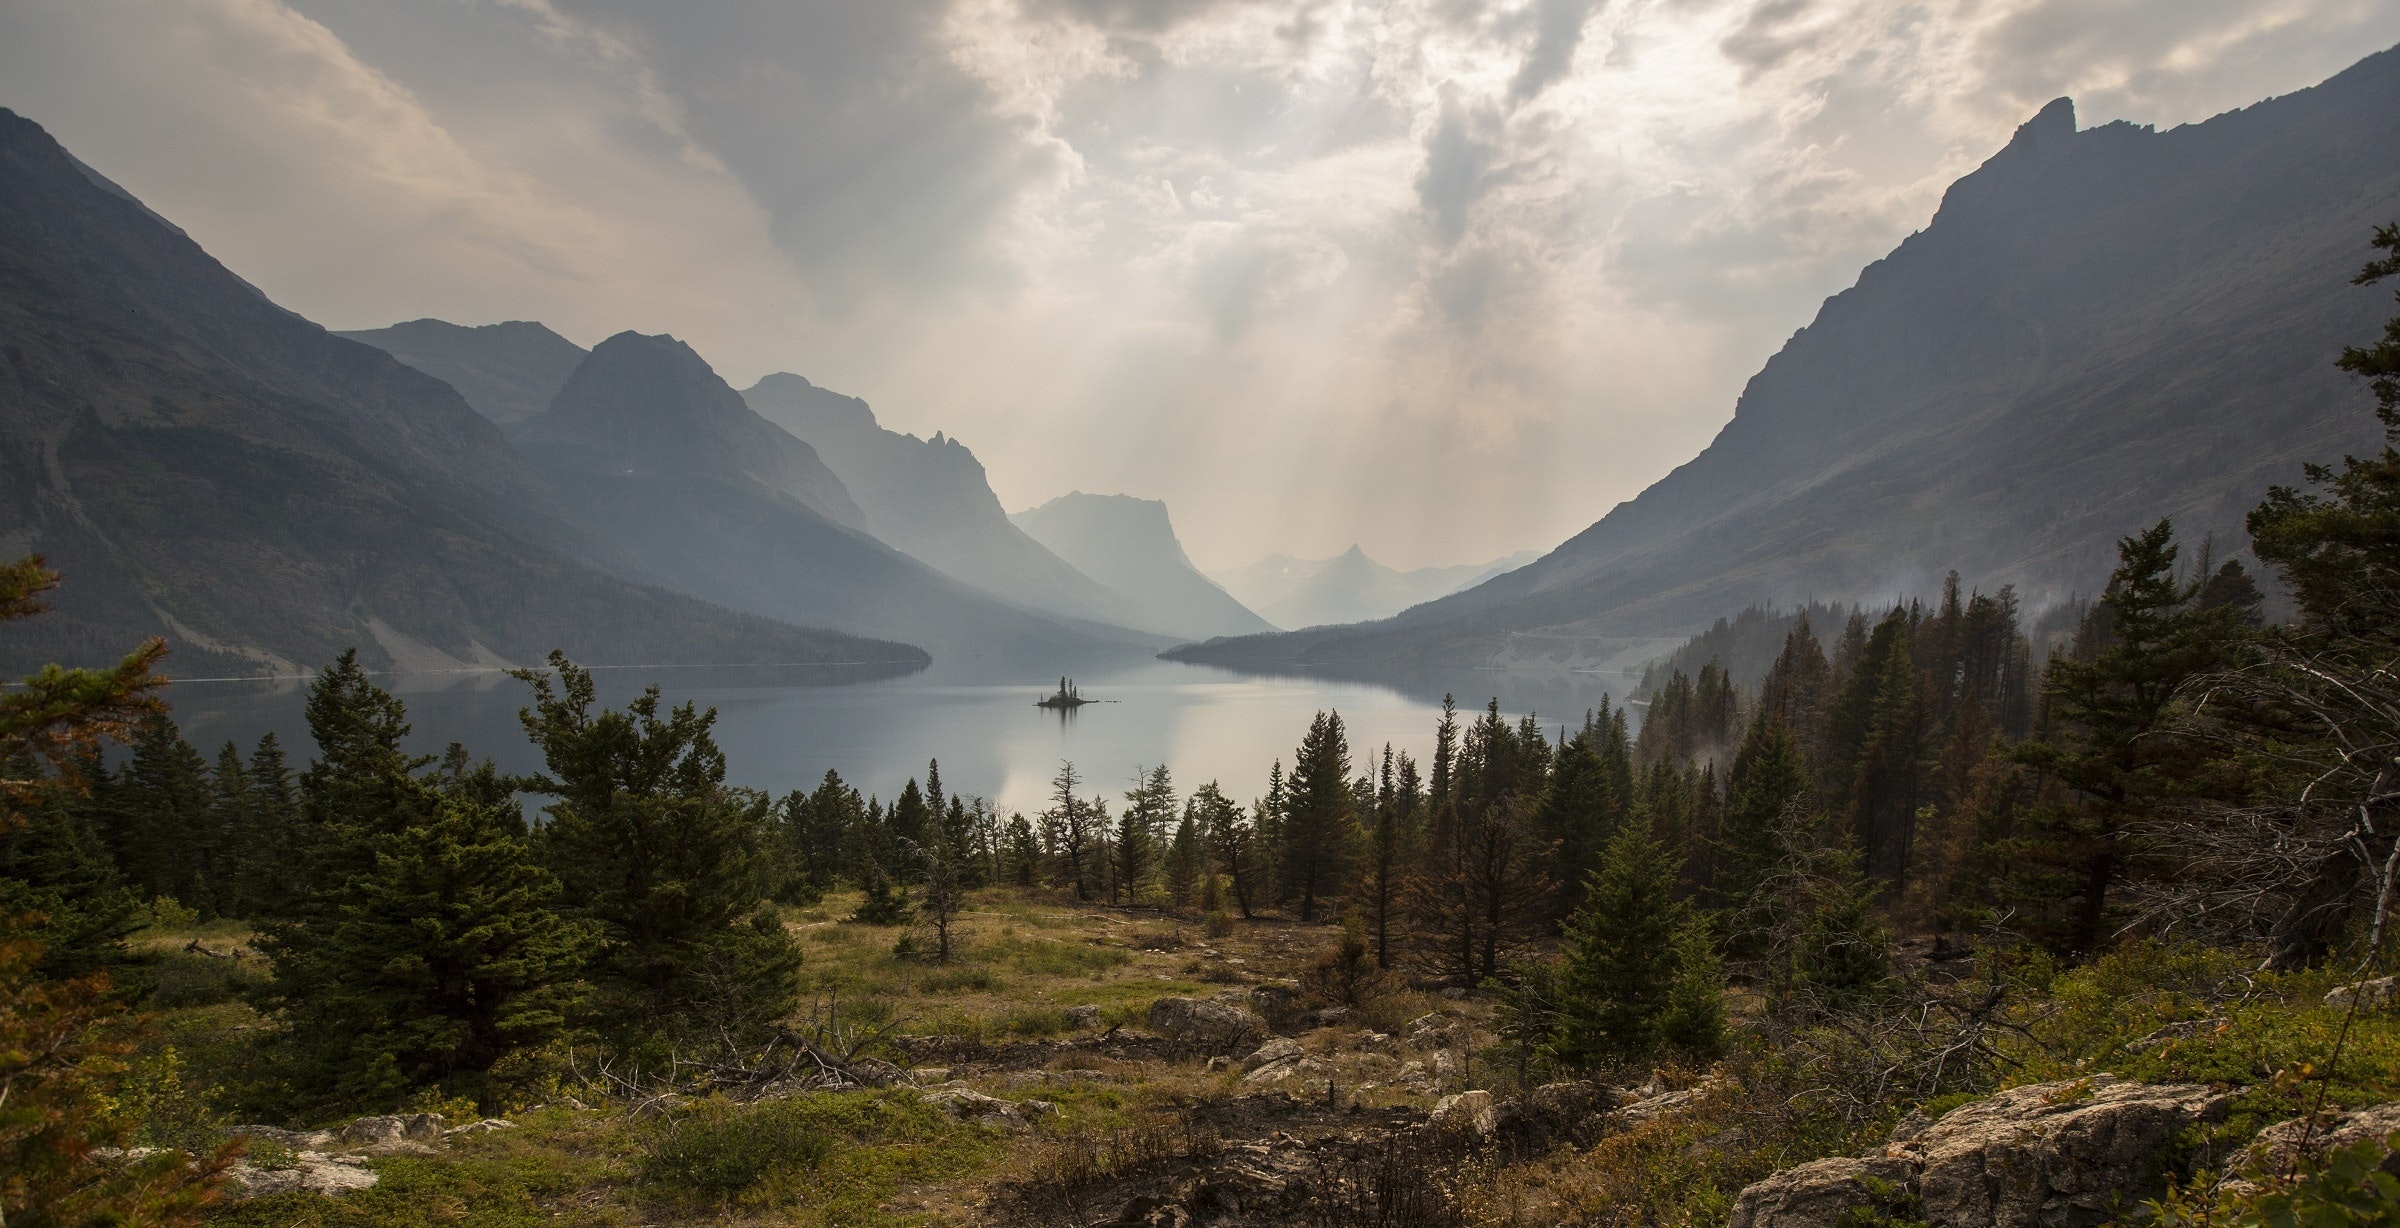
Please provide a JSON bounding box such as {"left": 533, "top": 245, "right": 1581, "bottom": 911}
{"left": 2011, "top": 96, "right": 2076, "bottom": 154}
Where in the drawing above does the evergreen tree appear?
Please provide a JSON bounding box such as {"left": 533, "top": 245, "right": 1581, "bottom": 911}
{"left": 1040, "top": 761, "right": 1097, "bottom": 899}
{"left": 1280, "top": 711, "right": 1357, "bottom": 921}
{"left": 1714, "top": 711, "right": 1814, "bottom": 945}
{"left": 513, "top": 653, "right": 802, "bottom": 1052}
{"left": 1356, "top": 745, "right": 1422, "bottom": 967}
{"left": 1550, "top": 824, "right": 1716, "bottom": 1069}
{"left": 109, "top": 716, "right": 213, "bottom": 913}
{"left": 1004, "top": 811, "right": 1042, "bottom": 887}
{"left": 890, "top": 777, "right": 930, "bottom": 849}
{"left": 1117, "top": 765, "right": 1175, "bottom": 904}
{"left": 0, "top": 754, "right": 141, "bottom": 979}
{"left": 240, "top": 733, "right": 303, "bottom": 919}
{"left": 1847, "top": 625, "right": 1927, "bottom": 884}
{"left": 255, "top": 667, "right": 594, "bottom": 1111}
{"left": 1165, "top": 813, "right": 1203, "bottom": 909}
{"left": 917, "top": 794, "right": 975, "bottom": 960}
{"left": 2008, "top": 522, "right": 2248, "bottom": 956}
{"left": 1533, "top": 711, "right": 1627, "bottom": 919}
{"left": 1190, "top": 783, "right": 1257, "bottom": 917}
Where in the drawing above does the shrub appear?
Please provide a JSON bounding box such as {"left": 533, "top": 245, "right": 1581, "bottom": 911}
{"left": 640, "top": 1098, "right": 834, "bottom": 1201}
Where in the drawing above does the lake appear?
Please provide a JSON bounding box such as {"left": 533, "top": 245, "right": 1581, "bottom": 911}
{"left": 161, "top": 654, "right": 1643, "bottom": 818}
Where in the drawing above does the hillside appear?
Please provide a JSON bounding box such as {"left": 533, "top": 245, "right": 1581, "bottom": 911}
{"left": 333, "top": 318, "right": 588, "bottom": 425}
{"left": 514, "top": 337, "right": 1165, "bottom": 660}
{"left": 741, "top": 373, "right": 1143, "bottom": 626}
{"left": 1010, "top": 492, "right": 1275, "bottom": 641}
{"left": 0, "top": 109, "right": 922, "bottom": 676}
{"left": 1171, "top": 47, "right": 2400, "bottom": 673}
{"left": 1212, "top": 546, "right": 1539, "bottom": 630}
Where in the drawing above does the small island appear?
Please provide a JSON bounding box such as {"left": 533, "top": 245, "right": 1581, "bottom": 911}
{"left": 1035, "top": 676, "right": 1090, "bottom": 709}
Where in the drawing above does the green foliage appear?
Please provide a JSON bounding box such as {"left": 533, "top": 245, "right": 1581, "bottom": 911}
{"left": 2240, "top": 1137, "right": 2400, "bottom": 1228}
{"left": 1551, "top": 824, "right": 1724, "bottom": 1069}
{"left": 1280, "top": 711, "right": 1357, "bottom": 921}
{"left": 640, "top": 1096, "right": 836, "bottom": 1199}
{"left": 514, "top": 653, "right": 802, "bottom": 1056}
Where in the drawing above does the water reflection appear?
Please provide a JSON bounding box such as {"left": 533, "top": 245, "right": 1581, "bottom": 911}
{"left": 161, "top": 652, "right": 1645, "bottom": 819}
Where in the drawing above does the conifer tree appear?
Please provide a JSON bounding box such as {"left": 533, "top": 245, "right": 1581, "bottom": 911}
{"left": 251, "top": 666, "right": 595, "bottom": 1111}
{"left": 1041, "top": 761, "right": 1097, "bottom": 899}
{"left": 1165, "top": 813, "right": 1203, "bottom": 909}
{"left": 1117, "top": 765, "right": 1175, "bottom": 904}
{"left": 1190, "top": 783, "right": 1256, "bottom": 917}
{"left": 1550, "top": 824, "right": 1719, "bottom": 1069}
{"left": 1714, "top": 711, "right": 1814, "bottom": 944}
{"left": 1004, "top": 811, "right": 1042, "bottom": 887}
{"left": 109, "top": 716, "right": 213, "bottom": 913}
{"left": 2008, "top": 522, "right": 2246, "bottom": 956}
{"left": 1280, "top": 711, "right": 1357, "bottom": 921}
{"left": 240, "top": 733, "right": 302, "bottom": 919}
{"left": 513, "top": 653, "right": 801, "bottom": 1053}
{"left": 1356, "top": 745, "right": 1422, "bottom": 967}
{"left": 1848, "top": 628, "right": 1927, "bottom": 884}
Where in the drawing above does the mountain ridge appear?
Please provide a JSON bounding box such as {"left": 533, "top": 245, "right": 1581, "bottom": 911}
{"left": 1169, "top": 46, "right": 2400, "bottom": 673}
{"left": 1009, "top": 492, "right": 1274, "bottom": 641}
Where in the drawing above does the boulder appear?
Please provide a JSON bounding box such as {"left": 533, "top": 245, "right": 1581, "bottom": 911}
{"left": 225, "top": 1153, "right": 380, "bottom": 1199}
{"left": 1242, "top": 1037, "right": 1305, "bottom": 1073}
{"left": 337, "top": 1112, "right": 445, "bottom": 1152}
{"left": 1728, "top": 1156, "right": 1918, "bottom": 1228}
{"left": 921, "top": 1087, "right": 1036, "bottom": 1127}
{"left": 1146, "top": 995, "right": 1268, "bottom": 1050}
{"left": 2241, "top": 1102, "right": 2400, "bottom": 1178}
{"left": 2325, "top": 977, "right": 2400, "bottom": 1011}
{"left": 1727, "top": 1078, "right": 2233, "bottom": 1228}
{"left": 1431, "top": 1090, "right": 1496, "bottom": 1137}
{"left": 1065, "top": 1003, "right": 1104, "bottom": 1030}
{"left": 444, "top": 1118, "right": 514, "bottom": 1138}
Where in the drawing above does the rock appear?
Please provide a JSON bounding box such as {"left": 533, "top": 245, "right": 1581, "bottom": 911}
{"left": 1303, "top": 1005, "right": 1351, "bottom": 1027}
{"left": 229, "top": 1125, "right": 334, "bottom": 1151}
{"left": 1064, "top": 1003, "right": 1104, "bottom": 1029}
{"left": 2241, "top": 1102, "right": 2400, "bottom": 1178}
{"left": 338, "top": 1112, "right": 445, "bottom": 1152}
{"left": 910, "top": 1066, "right": 952, "bottom": 1085}
{"left": 1146, "top": 995, "right": 1268, "bottom": 1050}
{"left": 1401, "top": 1012, "right": 1452, "bottom": 1047}
{"left": 1242, "top": 1037, "right": 1305, "bottom": 1072}
{"left": 1497, "top": 1080, "right": 1616, "bottom": 1148}
{"left": 1729, "top": 1156, "right": 1918, "bottom": 1228}
{"left": 921, "top": 1087, "right": 1040, "bottom": 1127}
{"left": 2325, "top": 976, "right": 2400, "bottom": 1011}
{"left": 1020, "top": 1098, "right": 1059, "bottom": 1119}
{"left": 1440, "top": 987, "right": 1468, "bottom": 1000}
{"left": 1727, "top": 1077, "right": 2232, "bottom": 1228}
{"left": 1248, "top": 981, "right": 1303, "bottom": 1018}
{"left": 225, "top": 1153, "right": 380, "bottom": 1199}
{"left": 1106, "top": 1193, "right": 1193, "bottom": 1227}
{"left": 1620, "top": 1083, "right": 1711, "bottom": 1126}
{"left": 1243, "top": 1055, "right": 1323, "bottom": 1086}
{"left": 443, "top": 1118, "right": 514, "bottom": 1137}
{"left": 1355, "top": 1031, "right": 1392, "bottom": 1051}
{"left": 1431, "top": 1090, "right": 1496, "bottom": 1137}
{"left": 847, "top": 1056, "right": 908, "bottom": 1087}
{"left": 1206, "top": 1055, "right": 1235, "bottom": 1073}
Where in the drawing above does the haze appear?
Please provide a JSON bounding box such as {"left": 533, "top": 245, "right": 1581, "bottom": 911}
{"left": 4, "top": 0, "right": 2393, "bottom": 570}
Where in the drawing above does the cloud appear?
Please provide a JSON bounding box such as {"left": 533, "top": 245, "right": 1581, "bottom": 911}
{"left": 5, "top": 0, "right": 2398, "bottom": 571}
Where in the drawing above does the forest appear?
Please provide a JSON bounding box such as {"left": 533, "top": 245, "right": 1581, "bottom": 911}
{"left": 5, "top": 225, "right": 2400, "bottom": 1227}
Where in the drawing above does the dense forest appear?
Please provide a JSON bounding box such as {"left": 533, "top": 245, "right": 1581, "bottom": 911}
{"left": 6, "top": 225, "right": 2400, "bottom": 1225}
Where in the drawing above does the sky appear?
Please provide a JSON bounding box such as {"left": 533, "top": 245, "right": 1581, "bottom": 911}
{"left": 4, "top": 1, "right": 2397, "bottom": 572}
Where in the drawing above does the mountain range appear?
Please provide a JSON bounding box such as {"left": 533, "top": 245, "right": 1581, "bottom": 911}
{"left": 1211, "top": 546, "right": 1540, "bottom": 631}
{"left": 0, "top": 108, "right": 921, "bottom": 677}
{"left": 1170, "top": 47, "right": 2400, "bottom": 674}
{"left": 334, "top": 319, "right": 587, "bottom": 426}
{"left": 1009, "top": 493, "right": 1274, "bottom": 642}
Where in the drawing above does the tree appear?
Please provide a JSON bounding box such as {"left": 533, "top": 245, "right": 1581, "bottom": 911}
{"left": 107, "top": 716, "right": 212, "bottom": 913}
{"left": 916, "top": 796, "right": 977, "bottom": 961}
{"left": 256, "top": 672, "right": 595, "bottom": 1110}
{"left": 1848, "top": 626, "right": 1927, "bottom": 885}
{"left": 1356, "top": 746, "right": 1422, "bottom": 967}
{"left": 1280, "top": 711, "right": 1358, "bottom": 921}
{"left": 1116, "top": 765, "right": 1175, "bottom": 904}
{"left": 1040, "top": 762, "right": 1097, "bottom": 900}
{"left": 1, "top": 554, "right": 229, "bottom": 1225}
{"left": 1714, "top": 711, "right": 1815, "bottom": 946}
{"left": 1549, "top": 824, "right": 1720, "bottom": 1069}
{"left": 513, "top": 653, "right": 801, "bottom": 1054}
{"left": 1190, "top": 783, "right": 1256, "bottom": 918}
{"left": 1003, "top": 811, "right": 1042, "bottom": 887}
{"left": 2008, "top": 521, "right": 2248, "bottom": 956}
{"left": 1165, "top": 812, "right": 1204, "bottom": 910}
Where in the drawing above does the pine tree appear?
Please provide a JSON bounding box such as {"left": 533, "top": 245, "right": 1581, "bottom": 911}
{"left": 240, "top": 733, "right": 302, "bottom": 919}
{"left": 1165, "top": 813, "right": 1203, "bottom": 909}
{"left": 1550, "top": 824, "right": 1712, "bottom": 1069}
{"left": 1117, "top": 765, "right": 1175, "bottom": 904}
{"left": 1714, "top": 711, "right": 1814, "bottom": 946}
{"left": 1280, "top": 711, "right": 1357, "bottom": 921}
{"left": 109, "top": 715, "right": 214, "bottom": 913}
{"left": 1041, "top": 762, "right": 1096, "bottom": 899}
{"left": 1190, "top": 783, "right": 1257, "bottom": 917}
{"left": 1004, "top": 811, "right": 1042, "bottom": 887}
{"left": 2007, "top": 522, "right": 2246, "bottom": 956}
{"left": 513, "top": 653, "right": 801, "bottom": 1053}
{"left": 1847, "top": 626, "right": 1926, "bottom": 885}
{"left": 1356, "top": 746, "right": 1422, "bottom": 967}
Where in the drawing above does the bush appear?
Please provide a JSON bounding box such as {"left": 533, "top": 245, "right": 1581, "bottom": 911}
{"left": 640, "top": 1098, "right": 834, "bottom": 1201}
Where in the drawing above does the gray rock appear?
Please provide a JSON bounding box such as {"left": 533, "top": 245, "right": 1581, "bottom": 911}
{"left": 337, "top": 1112, "right": 445, "bottom": 1152}
{"left": 1729, "top": 1156, "right": 1917, "bottom": 1228}
{"left": 1146, "top": 995, "right": 1268, "bottom": 1050}
{"left": 2241, "top": 1102, "right": 2400, "bottom": 1179}
{"left": 1431, "top": 1089, "right": 1496, "bottom": 1137}
{"left": 2325, "top": 977, "right": 2400, "bottom": 1011}
{"left": 1065, "top": 1003, "right": 1104, "bottom": 1029}
{"left": 1242, "top": 1037, "right": 1305, "bottom": 1072}
{"left": 921, "top": 1086, "right": 1038, "bottom": 1128}
{"left": 1727, "top": 1078, "right": 2232, "bottom": 1228}
{"left": 225, "top": 1153, "right": 380, "bottom": 1199}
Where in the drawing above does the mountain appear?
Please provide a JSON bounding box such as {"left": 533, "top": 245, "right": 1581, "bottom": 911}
{"left": 1009, "top": 493, "right": 1274, "bottom": 642}
{"left": 517, "top": 335, "right": 866, "bottom": 531}
{"left": 1212, "top": 546, "right": 1541, "bottom": 630}
{"left": 334, "top": 318, "right": 588, "bottom": 425}
{"left": 0, "top": 108, "right": 923, "bottom": 676}
{"left": 1170, "top": 47, "right": 2400, "bottom": 674}
{"left": 513, "top": 337, "right": 1163, "bottom": 659}
{"left": 740, "top": 374, "right": 1142, "bottom": 625}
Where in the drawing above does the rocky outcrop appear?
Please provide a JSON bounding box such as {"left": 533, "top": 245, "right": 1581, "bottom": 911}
{"left": 222, "top": 1112, "right": 516, "bottom": 1199}
{"left": 2241, "top": 1103, "right": 2400, "bottom": 1179}
{"left": 1147, "top": 996, "right": 1268, "bottom": 1051}
{"left": 920, "top": 1086, "right": 1058, "bottom": 1128}
{"left": 1729, "top": 1078, "right": 2233, "bottom": 1228}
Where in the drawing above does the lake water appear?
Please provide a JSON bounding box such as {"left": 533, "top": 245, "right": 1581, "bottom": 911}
{"left": 161, "top": 654, "right": 1641, "bottom": 817}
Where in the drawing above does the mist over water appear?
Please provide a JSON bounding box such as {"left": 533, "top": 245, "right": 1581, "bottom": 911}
{"left": 162, "top": 655, "right": 1640, "bottom": 818}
